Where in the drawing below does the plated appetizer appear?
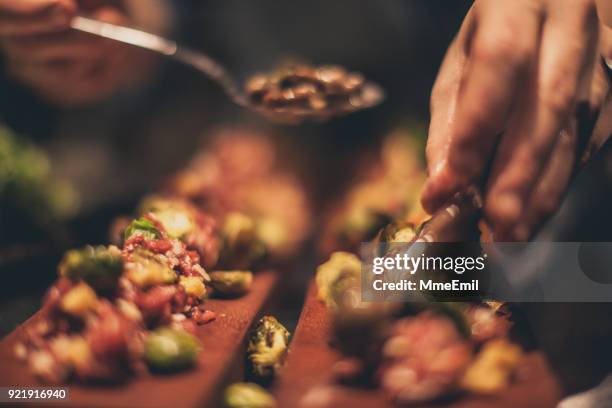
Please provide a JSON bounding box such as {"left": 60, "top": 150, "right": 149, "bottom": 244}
{"left": 312, "top": 129, "right": 524, "bottom": 404}
{"left": 13, "top": 130, "right": 311, "bottom": 386}
{"left": 14, "top": 203, "right": 216, "bottom": 383}
{"left": 315, "top": 244, "right": 522, "bottom": 405}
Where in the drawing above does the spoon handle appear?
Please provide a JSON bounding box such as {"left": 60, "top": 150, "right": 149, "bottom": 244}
{"left": 70, "top": 16, "right": 248, "bottom": 106}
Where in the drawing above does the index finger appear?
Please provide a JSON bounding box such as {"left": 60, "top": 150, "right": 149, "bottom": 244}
{"left": 0, "top": 0, "right": 65, "bottom": 15}
{"left": 0, "top": 0, "right": 74, "bottom": 35}
{"left": 422, "top": 0, "right": 543, "bottom": 213}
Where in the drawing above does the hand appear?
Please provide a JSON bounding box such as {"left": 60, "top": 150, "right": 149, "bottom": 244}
{"left": 0, "top": 0, "right": 157, "bottom": 106}
{"left": 422, "top": 0, "right": 610, "bottom": 241}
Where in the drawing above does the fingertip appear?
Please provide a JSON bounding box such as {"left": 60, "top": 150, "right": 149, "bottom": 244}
{"left": 420, "top": 182, "right": 440, "bottom": 215}
{"left": 92, "top": 7, "right": 128, "bottom": 26}
{"left": 421, "top": 164, "right": 462, "bottom": 214}
{"left": 485, "top": 191, "right": 524, "bottom": 240}
{"left": 49, "top": 1, "right": 76, "bottom": 29}
{"left": 512, "top": 224, "right": 531, "bottom": 242}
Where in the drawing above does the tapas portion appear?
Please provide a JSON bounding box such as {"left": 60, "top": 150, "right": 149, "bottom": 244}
{"left": 13, "top": 130, "right": 312, "bottom": 385}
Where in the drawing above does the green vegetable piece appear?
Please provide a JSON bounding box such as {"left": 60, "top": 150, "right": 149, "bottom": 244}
{"left": 58, "top": 245, "right": 123, "bottom": 290}
{"left": 381, "top": 221, "right": 417, "bottom": 243}
{"left": 139, "top": 196, "right": 195, "bottom": 239}
{"left": 144, "top": 327, "right": 200, "bottom": 372}
{"left": 247, "top": 316, "right": 290, "bottom": 380}
{"left": 338, "top": 207, "right": 393, "bottom": 245}
{"left": 220, "top": 213, "right": 266, "bottom": 269}
{"left": 315, "top": 252, "right": 361, "bottom": 309}
{"left": 209, "top": 271, "right": 253, "bottom": 296}
{"left": 224, "top": 382, "right": 276, "bottom": 408}
{"left": 0, "top": 124, "right": 79, "bottom": 227}
{"left": 124, "top": 218, "right": 162, "bottom": 241}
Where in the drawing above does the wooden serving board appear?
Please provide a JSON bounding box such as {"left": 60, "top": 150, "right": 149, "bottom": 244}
{"left": 273, "top": 280, "right": 563, "bottom": 408}
{"left": 0, "top": 271, "right": 278, "bottom": 408}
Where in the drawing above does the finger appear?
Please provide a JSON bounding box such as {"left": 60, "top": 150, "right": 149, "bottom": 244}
{"left": 0, "top": 0, "right": 74, "bottom": 35}
{"left": 422, "top": 0, "right": 542, "bottom": 213}
{"left": 484, "top": 1, "right": 599, "bottom": 240}
{"left": 422, "top": 8, "right": 475, "bottom": 214}
{"left": 90, "top": 6, "right": 129, "bottom": 27}
{"left": 581, "top": 24, "right": 612, "bottom": 162}
{"left": 520, "top": 124, "right": 577, "bottom": 240}
{"left": 0, "top": 0, "right": 68, "bottom": 14}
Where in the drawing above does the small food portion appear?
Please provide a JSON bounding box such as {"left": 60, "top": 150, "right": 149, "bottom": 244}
{"left": 210, "top": 271, "right": 253, "bottom": 296}
{"left": 58, "top": 246, "right": 124, "bottom": 290}
{"left": 224, "top": 382, "right": 277, "bottom": 408}
{"left": 219, "top": 212, "right": 266, "bottom": 270}
{"left": 245, "top": 63, "right": 384, "bottom": 122}
{"left": 14, "top": 197, "right": 223, "bottom": 383}
{"left": 315, "top": 252, "right": 361, "bottom": 309}
{"left": 247, "top": 316, "right": 290, "bottom": 381}
{"left": 378, "top": 311, "right": 473, "bottom": 404}
{"left": 144, "top": 327, "right": 201, "bottom": 372}
{"left": 137, "top": 196, "right": 221, "bottom": 269}
{"left": 312, "top": 159, "right": 522, "bottom": 405}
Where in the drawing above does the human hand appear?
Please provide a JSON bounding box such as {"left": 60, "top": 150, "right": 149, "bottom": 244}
{"left": 422, "top": 0, "right": 610, "bottom": 241}
{"left": 0, "top": 0, "right": 157, "bottom": 106}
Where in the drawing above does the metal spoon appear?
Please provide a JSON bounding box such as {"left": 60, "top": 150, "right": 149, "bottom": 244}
{"left": 70, "top": 16, "right": 384, "bottom": 123}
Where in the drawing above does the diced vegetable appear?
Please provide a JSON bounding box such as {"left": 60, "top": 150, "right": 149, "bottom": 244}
{"left": 124, "top": 218, "right": 162, "bottom": 241}
{"left": 381, "top": 221, "right": 417, "bottom": 243}
{"left": 224, "top": 382, "right": 276, "bottom": 408}
{"left": 224, "top": 212, "right": 257, "bottom": 248}
{"left": 220, "top": 213, "right": 266, "bottom": 268}
{"left": 60, "top": 283, "right": 98, "bottom": 317}
{"left": 58, "top": 246, "right": 123, "bottom": 290}
{"left": 179, "top": 276, "right": 207, "bottom": 299}
{"left": 49, "top": 335, "right": 91, "bottom": 369}
{"left": 254, "top": 218, "right": 287, "bottom": 255}
{"left": 153, "top": 208, "right": 194, "bottom": 239}
{"left": 126, "top": 249, "right": 177, "bottom": 288}
{"left": 209, "top": 271, "right": 253, "bottom": 296}
{"left": 144, "top": 327, "right": 201, "bottom": 372}
{"left": 140, "top": 196, "right": 196, "bottom": 239}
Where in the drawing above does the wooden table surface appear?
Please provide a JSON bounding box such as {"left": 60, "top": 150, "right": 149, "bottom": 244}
{"left": 273, "top": 280, "right": 563, "bottom": 408}
{"left": 0, "top": 271, "right": 278, "bottom": 408}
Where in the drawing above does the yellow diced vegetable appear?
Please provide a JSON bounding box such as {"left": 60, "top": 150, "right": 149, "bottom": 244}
{"left": 180, "top": 276, "right": 206, "bottom": 299}
{"left": 60, "top": 283, "right": 97, "bottom": 317}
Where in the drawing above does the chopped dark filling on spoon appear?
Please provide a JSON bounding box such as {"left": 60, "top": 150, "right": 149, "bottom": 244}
{"left": 245, "top": 63, "right": 384, "bottom": 122}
